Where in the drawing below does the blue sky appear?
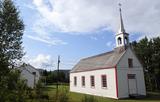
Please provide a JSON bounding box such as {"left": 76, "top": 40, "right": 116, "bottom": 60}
{"left": 14, "top": 0, "right": 160, "bottom": 70}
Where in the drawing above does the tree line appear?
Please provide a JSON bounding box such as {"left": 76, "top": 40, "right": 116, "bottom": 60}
{"left": 41, "top": 70, "right": 69, "bottom": 85}
{"left": 132, "top": 37, "right": 160, "bottom": 91}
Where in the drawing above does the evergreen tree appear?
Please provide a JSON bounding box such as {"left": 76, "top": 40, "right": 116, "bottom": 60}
{"left": 0, "top": 0, "right": 26, "bottom": 101}
{"left": 132, "top": 36, "right": 160, "bottom": 91}
{"left": 0, "top": 0, "right": 24, "bottom": 72}
{"left": 152, "top": 37, "right": 160, "bottom": 90}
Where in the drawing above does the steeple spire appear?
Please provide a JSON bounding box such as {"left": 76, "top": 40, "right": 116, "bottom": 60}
{"left": 115, "top": 3, "right": 129, "bottom": 48}
{"left": 118, "top": 3, "right": 125, "bottom": 33}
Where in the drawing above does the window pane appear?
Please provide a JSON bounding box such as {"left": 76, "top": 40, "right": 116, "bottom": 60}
{"left": 82, "top": 76, "right": 85, "bottom": 86}
{"left": 74, "top": 77, "right": 77, "bottom": 86}
{"left": 128, "top": 74, "right": 135, "bottom": 79}
{"left": 128, "top": 58, "right": 133, "bottom": 68}
{"left": 90, "top": 76, "right": 95, "bottom": 87}
{"left": 101, "top": 75, "right": 107, "bottom": 88}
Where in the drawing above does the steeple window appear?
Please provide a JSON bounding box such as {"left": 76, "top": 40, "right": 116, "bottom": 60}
{"left": 118, "top": 37, "right": 122, "bottom": 45}
{"left": 125, "top": 37, "right": 128, "bottom": 44}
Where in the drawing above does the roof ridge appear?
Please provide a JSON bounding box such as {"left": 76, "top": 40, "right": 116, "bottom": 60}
{"left": 82, "top": 50, "right": 114, "bottom": 60}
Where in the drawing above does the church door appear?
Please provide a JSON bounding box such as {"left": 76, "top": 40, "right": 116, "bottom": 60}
{"left": 128, "top": 74, "right": 137, "bottom": 95}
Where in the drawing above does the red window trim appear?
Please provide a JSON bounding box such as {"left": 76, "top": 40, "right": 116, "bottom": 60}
{"left": 90, "top": 75, "right": 95, "bottom": 88}
{"left": 101, "top": 75, "right": 107, "bottom": 88}
{"left": 81, "top": 76, "right": 85, "bottom": 87}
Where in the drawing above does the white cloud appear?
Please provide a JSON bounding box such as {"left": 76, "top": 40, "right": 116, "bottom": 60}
{"left": 31, "top": 0, "right": 160, "bottom": 38}
{"left": 23, "top": 4, "right": 35, "bottom": 10}
{"left": 26, "top": 35, "right": 67, "bottom": 46}
{"left": 32, "top": 0, "right": 115, "bottom": 32}
{"left": 24, "top": 54, "right": 55, "bottom": 70}
{"left": 26, "top": 18, "right": 67, "bottom": 46}
{"left": 22, "top": 54, "right": 78, "bottom": 70}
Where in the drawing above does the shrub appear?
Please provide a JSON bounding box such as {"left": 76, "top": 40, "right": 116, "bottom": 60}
{"left": 54, "top": 86, "right": 69, "bottom": 102}
{"left": 30, "top": 81, "right": 49, "bottom": 102}
{"left": 0, "top": 70, "right": 29, "bottom": 102}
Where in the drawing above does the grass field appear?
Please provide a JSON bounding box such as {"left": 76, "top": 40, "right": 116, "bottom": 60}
{"left": 42, "top": 84, "right": 160, "bottom": 102}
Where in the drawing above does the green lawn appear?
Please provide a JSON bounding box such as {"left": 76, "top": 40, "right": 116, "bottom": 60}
{"left": 42, "top": 84, "right": 160, "bottom": 102}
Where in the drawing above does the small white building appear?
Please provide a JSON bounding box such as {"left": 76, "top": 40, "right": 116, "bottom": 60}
{"left": 70, "top": 7, "right": 146, "bottom": 99}
{"left": 18, "top": 64, "right": 40, "bottom": 88}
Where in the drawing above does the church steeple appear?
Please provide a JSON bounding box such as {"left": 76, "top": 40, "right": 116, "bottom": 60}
{"left": 116, "top": 3, "right": 129, "bottom": 48}
{"left": 118, "top": 4, "right": 125, "bottom": 33}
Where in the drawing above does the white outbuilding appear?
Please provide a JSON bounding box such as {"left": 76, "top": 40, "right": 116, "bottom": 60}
{"left": 17, "top": 64, "right": 40, "bottom": 88}
{"left": 70, "top": 6, "right": 146, "bottom": 99}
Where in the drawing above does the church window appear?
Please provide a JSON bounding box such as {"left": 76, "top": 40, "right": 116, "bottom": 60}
{"left": 74, "top": 76, "right": 77, "bottom": 86}
{"left": 32, "top": 72, "right": 36, "bottom": 75}
{"left": 101, "top": 75, "right": 107, "bottom": 88}
{"left": 128, "top": 58, "right": 133, "bottom": 68}
{"left": 90, "top": 76, "right": 95, "bottom": 87}
{"left": 128, "top": 74, "right": 135, "bottom": 79}
{"left": 81, "top": 76, "right": 85, "bottom": 87}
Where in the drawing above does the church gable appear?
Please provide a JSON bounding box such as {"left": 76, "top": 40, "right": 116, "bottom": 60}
{"left": 117, "top": 47, "right": 143, "bottom": 69}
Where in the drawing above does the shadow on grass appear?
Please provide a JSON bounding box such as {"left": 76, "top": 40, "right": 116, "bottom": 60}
{"left": 120, "top": 92, "right": 160, "bottom": 102}
{"left": 142, "top": 92, "right": 160, "bottom": 101}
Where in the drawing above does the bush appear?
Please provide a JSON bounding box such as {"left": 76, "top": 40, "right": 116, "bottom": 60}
{"left": 0, "top": 70, "right": 28, "bottom": 102}
{"left": 29, "top": 80, "right": 49, "bottom": 102}
{"left": 54, "top": 86, "right": 69, "bottom": 102}
{"left": 35, "top": 81, "right": 43, "bottom": 99}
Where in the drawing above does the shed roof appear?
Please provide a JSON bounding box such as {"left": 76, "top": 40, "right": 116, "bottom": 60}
{"left": 16, "top": 64, "right": 40, "bottom": 75}
{"left": 70, "top": 47, "right": 127, "bottom": 73}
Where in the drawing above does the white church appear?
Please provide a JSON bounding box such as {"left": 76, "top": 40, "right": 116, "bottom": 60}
{"left": 70, "top": 6, "right": 146, "bottom": 99}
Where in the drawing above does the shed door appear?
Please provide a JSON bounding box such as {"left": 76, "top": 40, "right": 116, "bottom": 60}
{"left": 128, "top": 74, "right": 137, "bottom": 95}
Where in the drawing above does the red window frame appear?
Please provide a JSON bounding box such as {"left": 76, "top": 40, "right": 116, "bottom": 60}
{"left": 90, "top": 75, "right": 95, "bottom": 87}
{"left": 128, "top": 58, "right": 133, "bottom": 68}
{"left": 101, "top": 75, "right": 107, "bottom": 88}
{"left": 81, "top": 76, "right": 85, "bottom": 87}
{"left": 74, "top": 76, "right": 77, "bottom": 86}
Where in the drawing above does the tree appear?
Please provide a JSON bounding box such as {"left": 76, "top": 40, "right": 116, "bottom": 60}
{"left": 59, "top": 72, "right": 66, "bottom": 82}
{"left": 152, "top": 37, "right": 160, "bottom": 90}
{"left": 132, "top": 37, "right": 153, "bottom": 90}
{"left": 132, "top": 37, "right": 153, "bottom": 71}
{"left": 0, "top": 0, "right": 25, "bottom": 101}
{"left": 132, "top": 36, "right": 160, "bottom": 91}
{"left": 0, "top": 0, "right": 24, "bottom": 72}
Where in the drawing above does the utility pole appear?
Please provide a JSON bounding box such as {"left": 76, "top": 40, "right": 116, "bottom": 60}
{"left": 56, "top": 55, "right": 60, "bottom": 98}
